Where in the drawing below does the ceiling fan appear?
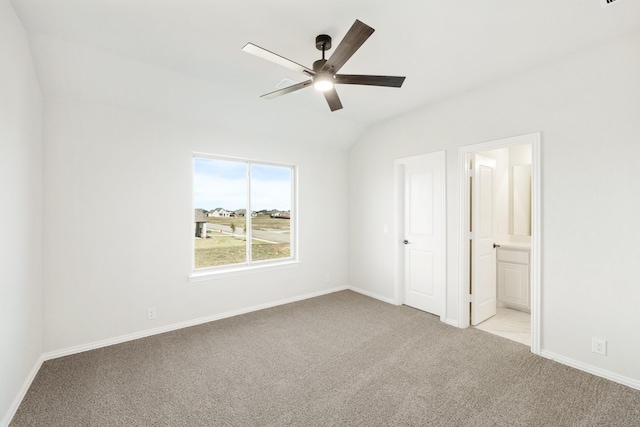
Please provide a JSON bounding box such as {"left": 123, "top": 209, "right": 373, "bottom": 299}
{"left": 242, "top": 19, "right": 406, "bottom": 112}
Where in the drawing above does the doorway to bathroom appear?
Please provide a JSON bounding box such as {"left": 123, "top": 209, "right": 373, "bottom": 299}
{"left": 458, "top": 133, "right": 541, "bottom": 354}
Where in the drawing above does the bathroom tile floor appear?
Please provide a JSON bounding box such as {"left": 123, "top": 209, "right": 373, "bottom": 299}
{"left": 474, "top": 307, "right": 531, "bottom": 346}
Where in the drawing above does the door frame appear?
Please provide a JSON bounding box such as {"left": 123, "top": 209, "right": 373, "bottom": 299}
{"left": 458, "top": 133, "right": 541, "bottom": 355}
{"left": 394, "top": 151, "right": 447, "bottom": 321}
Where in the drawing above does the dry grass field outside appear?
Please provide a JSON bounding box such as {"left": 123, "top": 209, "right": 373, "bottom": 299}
{"left": 194, "top": 216, "right": 290, "bottom": 268}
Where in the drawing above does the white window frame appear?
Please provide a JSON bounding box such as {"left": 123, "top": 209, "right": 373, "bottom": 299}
{"left": 190, "top": 153, "right": 299, "bottom": 281}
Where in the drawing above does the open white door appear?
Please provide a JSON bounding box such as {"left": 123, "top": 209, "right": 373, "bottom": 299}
{"left": 471, "top": 154, "right": 496, "bottom": 326}
{"left": 402, "top": 152, "right": 444, "bottom": 316}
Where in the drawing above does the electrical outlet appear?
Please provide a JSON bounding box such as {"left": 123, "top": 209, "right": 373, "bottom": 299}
{"left": 324, "top": 274, "right": 330, "bottom": 283}
{"left": 592, "top": 337, "right": 607, "bottom": 355}
{"left": 147, "top": 307, "right": 157, "bottom": 320}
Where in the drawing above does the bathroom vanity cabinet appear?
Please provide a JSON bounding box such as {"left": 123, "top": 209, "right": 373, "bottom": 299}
{"left": 497, "top": 246, "right": 530, "bottom": 312}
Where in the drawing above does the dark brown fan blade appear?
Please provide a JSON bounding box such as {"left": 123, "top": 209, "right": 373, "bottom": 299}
{"left": 321, "top": 20, "right": 374, "bottom": 74}
{"left": 322, "top": 88, "right": 343, "bottom": 111}
{"left": 334, "top": 74, "right": 405, "bottom": 87}
{"left": 242, "top": 43, "right": 314, "bottom": 76}
{"left": 261, "top": 80, "right": 312, "bottom": 99}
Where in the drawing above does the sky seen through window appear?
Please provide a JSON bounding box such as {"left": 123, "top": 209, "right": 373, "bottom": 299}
{"left": 194, "top": 158, "right": 292, "bottom": 211}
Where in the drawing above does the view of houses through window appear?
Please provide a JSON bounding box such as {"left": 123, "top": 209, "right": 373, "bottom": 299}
{"left": 193, "top": 155, "right": 294, "bottom": 270}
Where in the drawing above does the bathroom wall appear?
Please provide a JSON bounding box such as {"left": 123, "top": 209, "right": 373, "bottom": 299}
{"left": 509, "top": 144, "right": 532, "bottom": 241}
{"left": 479, "top": 144, "right": 533, "bottom": 244}
{"left": 477, "top": 147, "right": 510, "bottom": 243}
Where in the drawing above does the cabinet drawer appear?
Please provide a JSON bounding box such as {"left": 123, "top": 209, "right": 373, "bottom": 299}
{"left": 497, "top": 248, "right": 529, "bottom": 264}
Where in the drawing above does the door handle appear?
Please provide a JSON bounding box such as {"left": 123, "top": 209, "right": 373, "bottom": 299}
{"left": 493, "top": 243, "right": 500, "bottom": 248}
{"left": 403, "top": 240, "right": 411, "bottom": 245}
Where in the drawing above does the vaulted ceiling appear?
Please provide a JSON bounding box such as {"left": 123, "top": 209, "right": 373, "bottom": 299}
{"left": 11, "top": 0, "right": 640, "bottom": 147}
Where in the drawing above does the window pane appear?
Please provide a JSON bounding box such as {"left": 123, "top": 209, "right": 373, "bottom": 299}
{"left": 250, "top": 164, "right": 291, "bottom": 262}
{"left": 193, "top": 158, "right": 247, "bottom": 268}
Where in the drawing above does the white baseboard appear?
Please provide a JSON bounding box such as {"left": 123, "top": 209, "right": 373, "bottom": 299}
{"left": 347, "top": 287, "right": 459, "bottom": 329}
{"left": 1, "top": 355, "right": 44, "bottom": 427}
{"left": 347, "top": 286, "right": 397, "bottom": 305}
{"left": 444, "top": 318, "right": 460, "bottom": 328}
{"left": 43, "top": 286, "right": 349, "bottom": 361}
{"left": 541, "top": 350, "right": 640, "bottom": 391}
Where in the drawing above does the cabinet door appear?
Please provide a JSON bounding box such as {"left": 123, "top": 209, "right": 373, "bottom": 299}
{"left": 497, "top": 262, "right": 530, "bottom": 311}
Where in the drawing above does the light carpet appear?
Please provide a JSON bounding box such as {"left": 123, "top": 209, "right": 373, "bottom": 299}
{"left": 10, "top": 290, "right": 640, "bottom": 426}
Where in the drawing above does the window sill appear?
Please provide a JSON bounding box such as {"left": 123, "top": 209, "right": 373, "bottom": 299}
{"left": 189, "top": 259, "right": 300, "bottom": 282}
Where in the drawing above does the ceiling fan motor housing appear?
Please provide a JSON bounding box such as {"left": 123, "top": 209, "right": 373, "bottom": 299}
{"left": 313, "top": 59, "right": 328, "bottom": 72}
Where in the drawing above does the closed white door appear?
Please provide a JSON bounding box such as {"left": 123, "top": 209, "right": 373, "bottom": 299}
{"left": 402, "top": 152, "right": 444, "bottom": 316}
{"left": 471, "top": 154, "right": 496, "bottom": 326}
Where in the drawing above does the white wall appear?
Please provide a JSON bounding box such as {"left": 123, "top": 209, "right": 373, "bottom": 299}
{"left": 42, "top": 98, "right": 349, "bottom": 352}
{"left": 27, "top": 33, "right": 365, "bottom": 150}
{"left": 0, "top": 0, "right": 43, "bottom": 424}
{"left": 349, "top": 30, "right": 640, "bottom": 383}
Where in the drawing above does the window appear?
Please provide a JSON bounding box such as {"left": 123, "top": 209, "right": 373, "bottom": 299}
{"left": 192, "top": 154, "right": 296, "bottom": 274}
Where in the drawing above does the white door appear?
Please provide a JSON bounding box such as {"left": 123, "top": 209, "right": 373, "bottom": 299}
{"left": 402, "top": 152, "right": 444, "bottom": 316}
{"left": 471, "top": 154, "right": 496, "bottom": 326}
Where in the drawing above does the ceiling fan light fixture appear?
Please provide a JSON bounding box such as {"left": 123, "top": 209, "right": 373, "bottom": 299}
{"left": 313, "top": 73, "right": 334, "bottom": 92}
{"left": 243, "top": 20, "right": 405, "bottom": 112}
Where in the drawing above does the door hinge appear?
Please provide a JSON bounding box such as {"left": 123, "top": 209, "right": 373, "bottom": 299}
{"left": 468, "top": 231, "right": 474, "bottom": 240}
{"left": 468, "top": 294, "right": 474, "bottom": 303}
{"left": 469, "top": 169, "right": 475, "bottom": 178}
